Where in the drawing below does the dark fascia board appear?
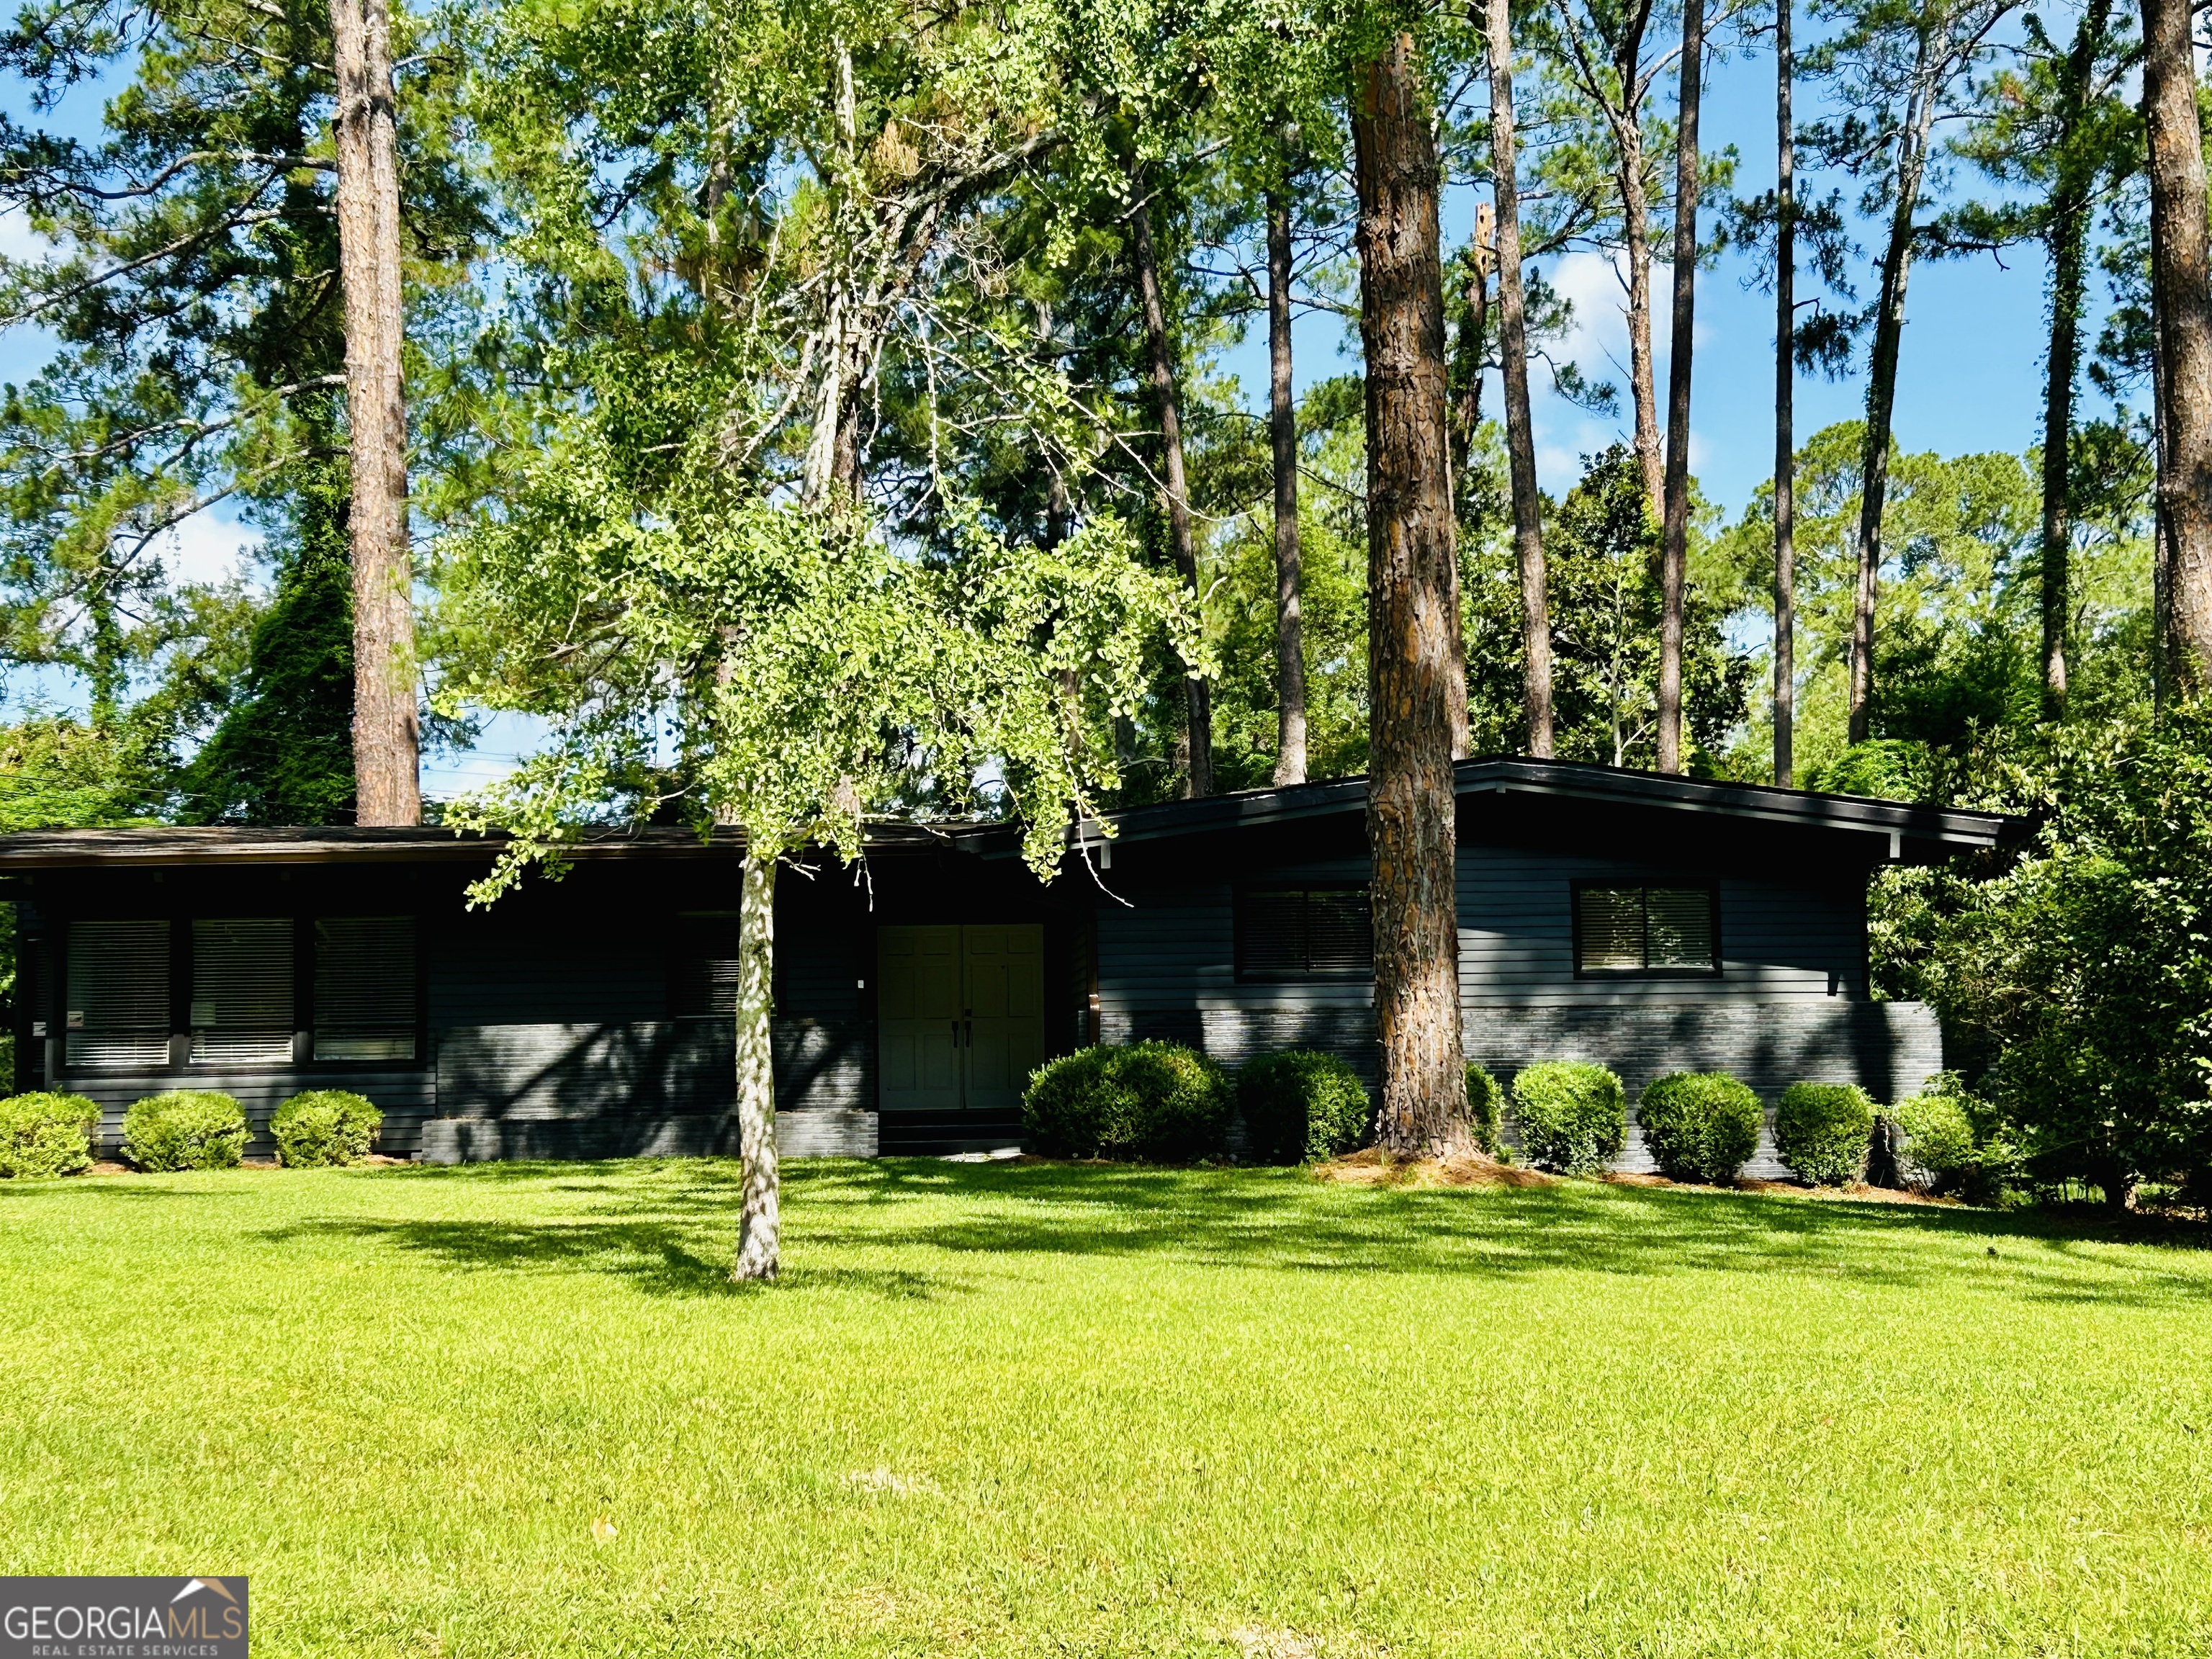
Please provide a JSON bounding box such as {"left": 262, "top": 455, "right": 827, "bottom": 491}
{"left": 0, "top": 820, "right": 969, "bottom": 871}
{"left": 1087, "top": 756, "right": 2017, "bottom": 853}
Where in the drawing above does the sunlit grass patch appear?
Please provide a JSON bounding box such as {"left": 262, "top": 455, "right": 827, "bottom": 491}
{"left": 1, "top": 1158, "right": 2208, "bottom": 1655}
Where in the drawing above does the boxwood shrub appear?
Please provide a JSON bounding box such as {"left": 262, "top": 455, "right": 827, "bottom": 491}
{"left": 1511, "top": 1061, "right": 1627, "bottom": 1176}
{"left": 1775, "top": 1082, "right": 1875, "bottom": 1187}
{"left": 1637, "top": 1072, "right": 1764, "bottom": 1185}
{"left": 1236, "top": 1051, "right": 1371, "bottom": 1164}
{"left": 0, "top": 1092, "right": 100, "bottom": 1179}
{"left": 123, "top": 1090, "right": 249, "bottom": 1172}
{"left": 1466, "top": 1065, "right": 1503, "bottom": 1158}
{"left": 1893, "top": 1087, "right": 1977, "bottom": 1191}
{"left": 271, "top": 1090, "right": 383, "bottom": 1167}
{"left": 1023, "top": 1042, "right": 1233, "bottom": 1160}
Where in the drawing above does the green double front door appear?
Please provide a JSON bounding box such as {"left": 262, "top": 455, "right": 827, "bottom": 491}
{"left": 876, "top": 925, "right": 1045, "bottom": 1113}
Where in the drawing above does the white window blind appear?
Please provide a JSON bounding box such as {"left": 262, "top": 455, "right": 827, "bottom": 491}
{"left": 1575, "top": 886, "right": 1717, "bottom": 974}
{"left": 66, "top": 920, "right": 171, "bottom": 1070}
{"left": 315, "top": 917, "right": 416, "bottom": 1060}
{"left": 190, "top": 918, "right": 295, "bottom": 1065}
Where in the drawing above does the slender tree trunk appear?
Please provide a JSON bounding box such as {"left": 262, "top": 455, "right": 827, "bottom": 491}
{"left": 2039, "top": 0, "right": 2110, "bottom": 721}
{"left": 1848, "top": 72, "right": 1934, "bottom": 745}
{"left": 330, "top": 0, "right": 418, "bottom": 826}
{"left": 1773, "top": 0, "right": 1796, "bottom": 787}
{"left": 1130, "top": 193, "right": 1213, "bottom": 796}
{"left": 1487, "top": 0, "right": 1555, "bottom": 757}
{"left": 1267, "top": 188, "right": 1309, "bottom": 787}
{"left": 2140, "top": 0, "right": 2212, "bottom": 691}
{"left": 2153, "top": 287, "right": 2175, "bottom": 714}
{"left": 1620, "top": 128, "right": 1664, "bottom": 513}
{"left": 731, "top": 847, "right": 780, "bottom": 1281}
{"left": 1656, "top": 0, "right": 1703, "bottom": 775}
{"left": 1354, "top": 32, "right": 1469, "bottom": 1158}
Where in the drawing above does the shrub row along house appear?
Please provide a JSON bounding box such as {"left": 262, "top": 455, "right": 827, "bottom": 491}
{"left": 2, "top": 759, "right": 2010, "bottom": 1166}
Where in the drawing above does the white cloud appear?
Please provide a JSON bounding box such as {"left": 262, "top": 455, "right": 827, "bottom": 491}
{"left": 0, "top": 207, "right": 59, "bottom": 264}
{"left": 152, "top": 511, "right": 264, "bottom": 590}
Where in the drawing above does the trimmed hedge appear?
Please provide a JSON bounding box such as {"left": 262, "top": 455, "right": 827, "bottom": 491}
{"left": 1511, "top": 1061, "right": 1627, "bottom": 1176}
{"left": 1893, "top": 1088, "right": 1977, "bottom": 1190}
{"left": 1022, "top": 1042, "right": 1233, "bottom": 1160}
{"left": 1776, "top": 1082, "right": 1875, "bottom": 1187}
{"left": 272, "top": 1090, "right": 383, "bottom": 1167}
{"left": 1466, "top": 1065, "right": 1503, "bottom": 1159}
{"left": 1637, "top": 1072, "right": 1764, "bottom": 1186}
{"left": 123, "top": 1090, "right": 248, "bottom": 1172}
{"left": 1236, "top": 1051, "right": 1370, "bottom": 1164}
{"left": 0, "top": 1092, "right": 100, "bottom": 1179}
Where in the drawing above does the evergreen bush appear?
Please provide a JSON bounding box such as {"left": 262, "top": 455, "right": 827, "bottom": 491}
{"left": 1023, "top": 1042, "right": 1233, "bottom": 1160}
{"left": 123, "top": 1090, "right": 249, "bottom": 1172}
{"left": 1466, "top": 1065, "right": 1503, "bottom": 1158}
{"left": 1892, "top": 1084, "right": 1979, "bottom": 1192}
{"left": 1776, "top": 1083, "right": 1876, "bottom": 1187}
{"left": 1637, "top": 1072, "right": 1764, "bottom": 1185}
{"left": 0, "top": 1092, "right": 100, "bottom": 1179}
{"left": 1236, "top": 1051, "right": 1370, "bottom": 1164}
{"left": 1511, "top": 1061, "right": 1627, "bottom": 1176}
{"left": 271, "top": 1090, "right": 382, "bottom": 1167}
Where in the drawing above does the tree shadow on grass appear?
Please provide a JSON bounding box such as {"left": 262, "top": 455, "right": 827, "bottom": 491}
{"left": 266, "top": 1210, "right": 956, "bottom": 1301}
{"left": 259, "top": 1157, "right": 2211, "bottom": 1310}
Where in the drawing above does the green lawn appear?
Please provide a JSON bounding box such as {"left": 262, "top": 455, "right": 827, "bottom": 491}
{"left": 3, "top": 1161, "right": 2209, "bottom": 1657}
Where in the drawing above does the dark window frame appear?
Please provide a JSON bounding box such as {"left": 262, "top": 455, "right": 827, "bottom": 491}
{"left": 1570, "top": 881, "right": 1722, "bottom": 979}
{"left": 53, "top": 909, "right": 426, "bottom": 1078}
{"left": 1233, "top": 884, "right": 1375, "bottom": 984}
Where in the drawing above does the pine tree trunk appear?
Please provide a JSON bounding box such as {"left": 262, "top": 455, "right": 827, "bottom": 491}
{"left": 731, "top": 848, "right": 780, "bottom": 1282}
{"left": 1773, "top": 0, "right": 1796, "bottom": 787}
{"left": 1130, "top": 192, "right": 1213, "bottom": 796}
{"left": 1656, "top": 0, "right": 1703, "bottom": 775}
{"left": 330, "top": 0, "right": 418, "bottom": 826}
{"left": 1267, "top": 188, "right": 1309, "bottom": 787}
{"left": 1848, "top": 67, "right": 1934, "bottom": 745}
{"left": 2140, "top": 0, "right": 2212, "bottom": 691}
{"left": 1486, "top": 0, "right": 1554, "bottom": 757}
{"left": 1354, "top": 32, "right": 1470, "bottom": 1159}
{"left": 1621, "top": 128, "right": 1664, "bottom": 515}
{"left": 2040, "top": 0, "right": 2110, "bottom": 721}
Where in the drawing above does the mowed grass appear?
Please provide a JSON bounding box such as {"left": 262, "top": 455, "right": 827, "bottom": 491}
{"left": 3, "top": 1161, "right": 2210, "bottom": 1658}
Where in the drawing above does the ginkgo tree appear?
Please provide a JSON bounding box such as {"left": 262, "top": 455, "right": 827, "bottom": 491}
{"left": 433, "top": 0, "right": 1194, "bottom": 1281}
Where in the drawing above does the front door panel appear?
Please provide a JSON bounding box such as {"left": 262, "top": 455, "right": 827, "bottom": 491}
{"left": 876, "top": 925, "right": 962, "bottom": 1110}
{"left": 876, "top": 922, "right": 1046, "bottom": 1112}
{"left": 963, "top": 924, "right": 1045, "bottom": 1114}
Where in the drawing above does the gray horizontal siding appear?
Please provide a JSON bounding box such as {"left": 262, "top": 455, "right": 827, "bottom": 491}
{"left": 1096, "top": 873, "right": 1372, "bottom": 1012}
{"left": 1467, "top": 1000, "right": 1943, "bottom": 1178}
{"left": 427, "top": 929, "right": 667, "bottom": 1026}
{"left": 1457, "top": 845, "right": 1863, "bottom": 1005}
{"left": 64, "top": 1070, "right": 436, "bottom": 1159}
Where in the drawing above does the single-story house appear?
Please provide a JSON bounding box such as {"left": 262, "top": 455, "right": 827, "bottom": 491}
{"left": 1, "top": 757, "right": 2011, "bottom": 1172}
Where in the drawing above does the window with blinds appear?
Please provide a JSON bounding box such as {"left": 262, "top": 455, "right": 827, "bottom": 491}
{"left": 669, "top": 914, "right": 744, "bottom": 1018}
{"left": 190, "top": 918, "right": 296, "bottom": 1064}
{"left": 1573, "top": 885, "right": 1718, "bottom": 975}
{"left": 66, "top": 920, "right": 171, "bottom": 1070}
{"left": 314, "top": 917, "right": 417, "bottom": 1060}
{"left": 1236, "top": 887, "right": 1373, "bottom": 981}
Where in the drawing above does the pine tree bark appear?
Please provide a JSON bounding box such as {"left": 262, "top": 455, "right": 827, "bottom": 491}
{"left": 1848, "top": 47, "right": 1937, "bottom": 745}
{"left": 1354, "top": 32, "right": 1469, "bottom": 1159}
{"left": 1130, "top": 192, "right": 1213, "bottom": 796}
{"left": 2039, "top": 0, "right": 2110, "bottom": 721}
{"left": 1486, "top": 0, "right": 1555, "bottom": 757}
{"left": 730, "top": 847, "right": 780, "bottom": 1282}
{"left": 1773, "top": 0, "right": 1796, "bottom": 787}
{"left": 2140, "top": 0, "right": 2212, "bottom": 692}
{"left": 330, "top": 0, "right": 418, "bottom": 825}
{"left": 1267, "top": 187, "right": 1308, "bottom": 787}
{"left": 1655, "top": 0, "right": 1703, "bottom": 775}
